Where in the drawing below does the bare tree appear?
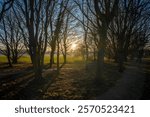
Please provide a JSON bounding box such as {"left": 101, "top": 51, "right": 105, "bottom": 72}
{"left": 130, "top": 25, "right": 150, "bottom": 63}
{"left": 60, "top": 8, "right": 78, "bottom": 64}
{"left": 48, "top": 0, "right": 69, "bottom": 70}
{"left": 0, "top": 10, "right": 24, "bottom": 66}
{"left": 109, "top": 0, "right": 150, "bottom": 72}
{"left": 14, "top": 0, "right": 52, "bottom": 79}
{"left": 74, "top": 0, "right": 119, "bottom": 82}
{"left": 0, "top": 18, "right": 12, "bottom": 66}
{"left": 0, "top": 0, "right": 14, "bottom": 21}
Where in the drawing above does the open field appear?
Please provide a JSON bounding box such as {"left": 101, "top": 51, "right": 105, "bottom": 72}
{"left": 0, "top": 55, "right": 83, "bottom": 64}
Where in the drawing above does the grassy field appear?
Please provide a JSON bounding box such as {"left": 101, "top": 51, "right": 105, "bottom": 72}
{"left": 0, "top": 55, "right": 83, "bottom": 64}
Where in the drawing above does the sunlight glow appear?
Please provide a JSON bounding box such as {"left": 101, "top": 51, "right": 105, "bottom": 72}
{"left": 71, "top": 43, "right": 77, "bottom": 50}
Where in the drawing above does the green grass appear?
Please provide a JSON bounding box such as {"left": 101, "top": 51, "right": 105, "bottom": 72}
{"left": 0, "top": 56, "right": 7, "bottom": 63}
{"left": 45, "top": 55, "right": 83, "bottom": 64}
{"left": 0, "top": 55, "right": 83, "bottom": 64}
{"left": 18, "top": 56, "right": 31, "bottom": 63}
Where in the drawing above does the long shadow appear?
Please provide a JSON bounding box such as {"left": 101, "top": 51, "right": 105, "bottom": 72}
{"left": 0, "top": 62, "right": 60, "bottom": 99}
{"left": 0, "top": 74, "right": 35, "bottom": 99}
{"left": 69, "top": 61, "right": 122, "bottom": 99}
{"left": 60, "top": 63, "right": 66, "bottom": 69}
{"left": 0, "top": 69, "right": 34, "bottom": 99}
{"left": 2, "top": 61, "right": 142, "bottom": 100}
{"left": 0, "top": 65, "right": 34, "bottom": 99}
{"left": 0, "top": 65, "right": 33, "bottom": 83}
{"left": 12, "top": 70, "right": 57, "bottom": 100}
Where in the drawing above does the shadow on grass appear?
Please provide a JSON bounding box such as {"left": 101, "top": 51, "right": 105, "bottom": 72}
{"left": 0, "top": 63, "right": 57, "bottom": 100}
{"left": 42, "top": 61, "right": 122, "bottom": 100}
{"left": 11, "top": 70, "right": 58, "bottom": 100}
{"left": 78, "top": 62, "right": 122, "bottom": 99}
{"left": 1, "top": 59, "right": 145, "bottom": 100}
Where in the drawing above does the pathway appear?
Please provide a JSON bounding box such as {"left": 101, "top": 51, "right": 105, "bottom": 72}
{"left": 97, "top": 62, "right": 146, "bottom": 100}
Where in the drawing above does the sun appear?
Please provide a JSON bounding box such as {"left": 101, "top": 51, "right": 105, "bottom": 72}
{"left": 71, "top": 43, "right": 77, "bottom": 50}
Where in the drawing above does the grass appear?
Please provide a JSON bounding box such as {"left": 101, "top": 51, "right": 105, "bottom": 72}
{"left": 0, "top": 55, "right": 83, "bottom": 64}
{"left": 18, "top": 56, "right": 31, "bottom": 63}
{"left": 0, "top": 56, "right": 7, "bottom": 63}
{"left": 1, "top": 54, "right": 148, "bottom": 99}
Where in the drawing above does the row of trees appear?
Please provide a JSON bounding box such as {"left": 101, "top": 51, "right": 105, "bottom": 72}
{"left": 0, "top": 0, "right": 77, "bottom": 79}
{"left": 0, "top": 0, "right": 150, "bottom": 82}
{"left": 73, "top": 0, "right": 150, "bottom": 82}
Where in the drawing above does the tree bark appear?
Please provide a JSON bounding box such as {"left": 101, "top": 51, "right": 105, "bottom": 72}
{"left": 118, "top": 50, "right": 124, "bottom": 72}
{"left": 12, "top": 57, "right": 18, "bottom": 64}
{"left": 6, "top": 45, "right": 12, "bottom": 67}
{"left": 57, "top": 40, "right": 60, "bottom": 74}
{"left": 50, "top": 45, "right": 55, "bottom": 68}
{"left": 63, "top": 52, "right": 67, "bottom": 64}
{"left": 93, "top": 47, "right": 96, "bottom": 61}
{"left": 118, "top": 37, "right": 124, "bottom": 72}
{"left": 7, "top": 55, "right": 12, "bottom": 67}
{"left": 96, "top": 26, "right": 107, "bottom": 82}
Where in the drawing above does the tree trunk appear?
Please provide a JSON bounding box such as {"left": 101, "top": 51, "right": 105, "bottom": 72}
{"left": 50, "top": 47, "right": 55, "bottom": 68}
{"left": 118, "top": 38, "right": 124, "bottom": 72}
{"left": 93, "top": 47, "right": 96, "bottom": 61}
{"left": 32, "top": 54, "right": 43, "bottom": 79}
{"left": 96, "top": 47, "right": 105, "bottom": 81}
{"left": 12, "top": 56, "right": 18, "bottom": 64}
{"left": 114, "top": 52, "right": 118, "bottom": 63}
{"left": 118, "top": 50, "right": 124, "bottom": 72}
{"left": 85, "top": 45, "right": 88, "bottom": 61}
{"left": 84, "top": 31, "right": 88, "bottom": 70}
{"left": 62, "top": 44, "right": 67, "bottom": 64}
{"left": 34, "top": 66, "right": 42, "bottom": 80}
{"left": 6, "top": 45, "right": 12, "bottom": 67}
{"left": 34, "top": 66, "right": 42, "bottom": 79}
{"left": 85, "top": 46, "right": 89, "bottom": 70}
{"left": 57, "top": 41, "right": 60, "bottom": 74}
{"left": 96, "top": 27, "right": 107, "bottom": 82}
{"left": 63, "top": 53, "right": 67, "bottom": 64}
{"left": 7, "top": 55, "right": 12, "bottom": 67}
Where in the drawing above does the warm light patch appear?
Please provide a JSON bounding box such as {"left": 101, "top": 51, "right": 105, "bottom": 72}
{"left": 71, "top": 43, "right": 77, "bottom": 50}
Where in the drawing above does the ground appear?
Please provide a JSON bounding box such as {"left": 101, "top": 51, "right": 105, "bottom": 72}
{"left": 0, "top": 56, "right": 149, "bottom": 100}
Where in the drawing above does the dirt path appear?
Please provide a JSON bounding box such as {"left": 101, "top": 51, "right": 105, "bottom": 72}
{"left": 97, "top": 62, "right": 147, "bottom": 100}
